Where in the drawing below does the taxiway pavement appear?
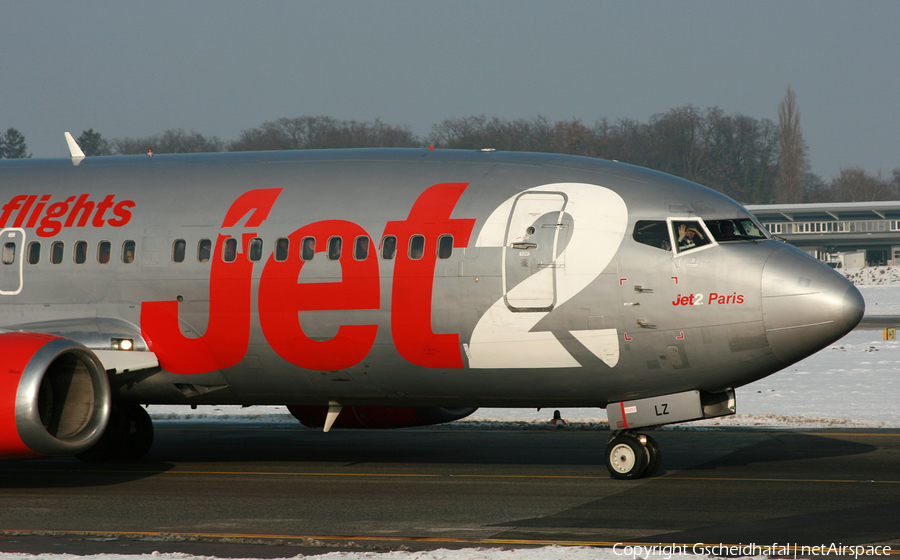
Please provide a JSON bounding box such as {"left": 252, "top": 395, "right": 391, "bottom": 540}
{"left": 1, "top": 422, "right": 898, "bottom": 555}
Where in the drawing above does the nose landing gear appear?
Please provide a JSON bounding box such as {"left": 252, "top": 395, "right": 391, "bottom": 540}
{"left": 604, "top": 389, "right": 737, "bottom": 479}
{"left": 605, "top": 431, "right": 661, "bottom": 479}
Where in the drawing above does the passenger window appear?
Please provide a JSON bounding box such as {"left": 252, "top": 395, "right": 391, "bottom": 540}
{"left": 222, "top": 238, "right": 237, "bottom": 262}
{"left": 27, "top": 242, "right": 40, "bottom": 265}
{"left": 198, "top": 239, "right": 211, "bottom": 262}
{"left": 172, "top": 239, "right": 186, "bottom": 263}
{"left": 51, "top": 241, "right": 64, "bottom": 264}
{"left": 409, "top": 235, "right": 425, "bottom": 260}
{"left": 633, "top": 221, "right": 672, "bottom": 251}
{"left": 673, "top": 221, "right": 709, "bottom": 253}
{"left": 354, "top": 236, "right": 369, "bottom": 260}
{"left": 327, "top": 237, "right": 342, "bottom": 260}
{"left": 437, "top": 235, "right": 453, "bottom": 259}
{"left": 74, "top": 241, "right": 87, "bottom": 264}
{"left": 2, "top": 242, "right": 15, "bottom": 265}
{"left": 248, "top": 237, "right": 263, "bottom": 262}
{"left": 274, "top": 237, "right": 289, "bottom": 262}
{"left": 380, "top": 236, "right": 397, "bottom": 260}
{"left": 122, "top": 240, "right": 136, "bottom": 264}
{"left": 97, "top": 241, "right": 111, "bottom": 264}
{"left": 301, "top": 236, "right": 315, "bottom": 261}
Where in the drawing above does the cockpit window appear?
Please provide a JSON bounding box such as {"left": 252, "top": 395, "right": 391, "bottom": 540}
{"left": 633, "top": 221, "right": 671, "bottom": 251}
{"left": 673, "top": 221, "right": 710, "bottom": 253}
{"left": 707, "top": 219, "right": 768, "bottom": 242}
{"left": 636, "top": 217, "right": 767, "bottom": 254}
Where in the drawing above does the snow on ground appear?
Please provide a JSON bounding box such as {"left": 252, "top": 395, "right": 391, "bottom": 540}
{"left": 842, "top": 265, "right": 900, "bottom": 287}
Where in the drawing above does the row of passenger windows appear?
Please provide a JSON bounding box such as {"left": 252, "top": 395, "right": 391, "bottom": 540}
{"left": 2, "top": 240, "right": 137, "bottom": 266}
{"left": 183, "top": 234, "right": 456, "bottom": 263}
{"left": 3, "top": 235, "right": 455, "bottom": 266}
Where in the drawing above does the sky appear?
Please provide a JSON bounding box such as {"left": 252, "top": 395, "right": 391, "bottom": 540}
{"left": 1, "top": 1, "right": 898, "bottom": 181}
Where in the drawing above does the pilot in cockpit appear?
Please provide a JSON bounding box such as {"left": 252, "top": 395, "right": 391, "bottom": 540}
{"left": 717, "top": 220, "right": 737, "bottom": 240}
{"left": 677, "top": 223, "right": 705, "bottom": 250}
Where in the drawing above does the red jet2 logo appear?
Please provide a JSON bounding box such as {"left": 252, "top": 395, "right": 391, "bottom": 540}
{"left": 140, "top": 184, "right": 475, "bottom": 375}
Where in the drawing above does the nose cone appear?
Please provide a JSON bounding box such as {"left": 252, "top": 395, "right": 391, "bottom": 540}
{"left": 762, "top": 245, "right": 864, "bottom": 365}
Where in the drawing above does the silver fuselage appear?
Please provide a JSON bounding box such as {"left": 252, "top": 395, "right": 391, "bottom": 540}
{"left": 0, "top": 149, "right": 864, "bottom": 409}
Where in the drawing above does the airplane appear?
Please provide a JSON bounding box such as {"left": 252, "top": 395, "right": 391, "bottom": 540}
{"left": 0, "top": 137, "right": 864, "bottom": 479}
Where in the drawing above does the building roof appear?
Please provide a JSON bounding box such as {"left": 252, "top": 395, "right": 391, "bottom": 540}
{"left": 746, "top": 201, "right": 900, "bottom": 222}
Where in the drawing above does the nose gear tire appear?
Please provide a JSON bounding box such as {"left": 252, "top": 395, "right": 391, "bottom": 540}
{"left": 605, "top": 434, "right": 647, "bottom": 479}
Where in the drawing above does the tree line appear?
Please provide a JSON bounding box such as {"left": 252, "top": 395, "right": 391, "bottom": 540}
{"left": 4, "top": 92, "right": 898, "bottom": 204}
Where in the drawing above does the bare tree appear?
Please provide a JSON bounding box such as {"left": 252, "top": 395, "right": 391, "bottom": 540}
{"left": 90, "top": 106, "right": 821, "bottom": 205}
{"left": 428, "top": 115, "right": 554, "bottom": 152}
{"left": 803, "top": 171, "right": 830, "bottom": 202}
{"left": 828, "top": 167, "right": 896, "bottom": 201}
{"left": 702, "top": 109, "right": 777, "bottom": 203}
{"left": 643, "top": 105, "right": 705, "bottom": 181}
{"left": 592, "top": 117, "right": 647, "bottom": 164}
{"left": 550, "top": 119, "right": 597, "bottom": 156}
{"left": 774, "top": 86, "right": 806, "bottom": 203}
{"left": 113, "top": 129, "right": 223, "bottom": 155}
{"left": 229, "top": 117, "right": 420, "bottom": 151}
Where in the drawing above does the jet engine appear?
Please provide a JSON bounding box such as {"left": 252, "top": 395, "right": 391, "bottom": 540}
{"left": 287, "top": 405, "right": 478, "bottom": 429}
{"left": 0, "top": 332, "right": 110, "bottom": 459}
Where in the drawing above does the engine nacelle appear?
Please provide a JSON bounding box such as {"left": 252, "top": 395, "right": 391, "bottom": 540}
{"left": 288, "top": 405, "right": 478, "bottom": 429}
{"left": 0, "top": 333, "right": 111, "bottom": 459}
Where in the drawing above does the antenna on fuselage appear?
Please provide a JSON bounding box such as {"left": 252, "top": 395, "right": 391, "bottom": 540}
{"left": 64, "top": 132, "right": 85, "bottom": 166}
{"left": 323, "top": 400, "right": 343, "bottom": 433}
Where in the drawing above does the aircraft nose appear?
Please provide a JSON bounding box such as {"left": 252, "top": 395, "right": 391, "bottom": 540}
{"left": 761, "top": 245, "right": 864, "bottom": 365}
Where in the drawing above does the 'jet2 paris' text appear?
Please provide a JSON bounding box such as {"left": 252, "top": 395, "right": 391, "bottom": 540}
{"left": 672, "top": 292, "right": 745, "bottom": 306}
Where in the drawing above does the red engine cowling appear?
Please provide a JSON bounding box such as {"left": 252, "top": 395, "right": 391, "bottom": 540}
{"left": 0, "top": 332, "right": 111, "bottom": 460}
{"left": 287, "top": 405, "right": 478, "bottom": 429}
